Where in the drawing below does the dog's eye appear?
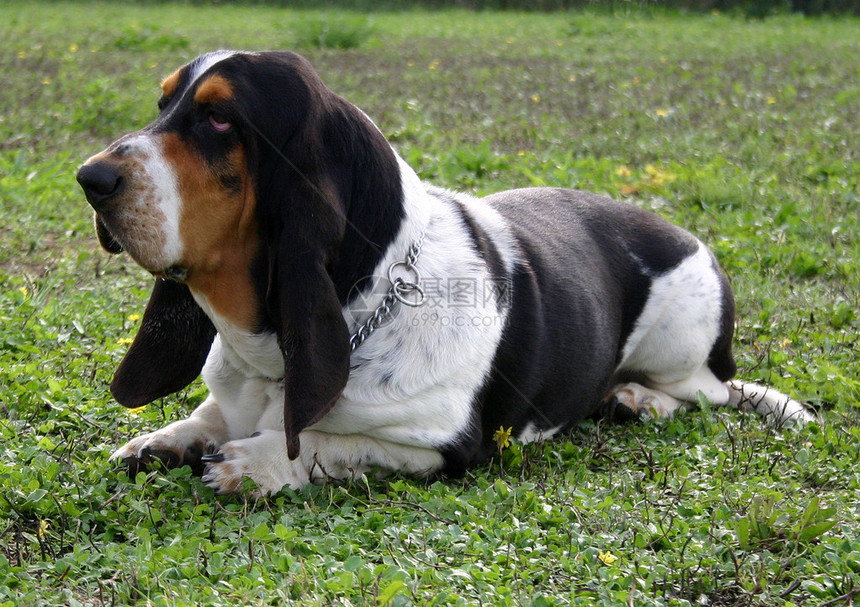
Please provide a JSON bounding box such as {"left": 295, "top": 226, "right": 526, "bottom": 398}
{"left": 208, "top": 113, "right": 232, "bottom": 133}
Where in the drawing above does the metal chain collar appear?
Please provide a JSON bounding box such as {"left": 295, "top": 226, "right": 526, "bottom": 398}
{"left": 348, "top": 233, "right": 427, "bottom": 352}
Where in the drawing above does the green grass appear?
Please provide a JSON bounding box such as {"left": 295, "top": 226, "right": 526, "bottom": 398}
{"left": 1, "top": 2, "right": 858, "bottom": 605}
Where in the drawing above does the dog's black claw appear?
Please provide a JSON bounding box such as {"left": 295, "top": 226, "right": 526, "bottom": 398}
{"left": 121, "top": 457, "right": 143, "bottom": 479}
{"left": 140, "top": 447, "right": 181, "bottom": 469}
{"left": 201, "top": 452, "right": 226, "bottom": 463}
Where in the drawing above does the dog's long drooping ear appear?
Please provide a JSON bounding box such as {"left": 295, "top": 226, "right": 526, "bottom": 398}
{"left": 111, "top": 279, "right": 217, "bottom": 408}
{"left": 271, "top": 230, "right": 351, "bottom": 461}
{"left": 248, "top": 53, "right": 359, "bottom": 460}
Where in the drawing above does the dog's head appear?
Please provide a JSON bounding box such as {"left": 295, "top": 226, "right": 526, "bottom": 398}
{"left": 78, "top": 51, "right": 404, "bottom": 457}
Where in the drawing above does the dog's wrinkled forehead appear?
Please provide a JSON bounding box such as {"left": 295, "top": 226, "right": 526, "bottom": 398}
{"left": 156, "top": 51, "right": 240, "bottom": 116}
{"left": 147, "top": 50, "right": 324, "bottom": 148}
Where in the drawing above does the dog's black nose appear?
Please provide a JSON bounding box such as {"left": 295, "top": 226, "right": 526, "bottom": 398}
{"left": 77, "top": 162, "right": 123, "bottom": 210}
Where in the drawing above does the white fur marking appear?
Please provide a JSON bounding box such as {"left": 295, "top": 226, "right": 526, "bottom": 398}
{"left": 139, "top": 137, "right": 184, "bottom": 264}
{"left": 728, "top": 380, "right": 814, "bottom": 426}
{"left": 193, "top": 294, "right": 284, "bottom": 380}
{"left": 618, "top": 242, "right": 722, "bottom": 383}
{"left": 653, "top": 364, "right": 730, "bottom": 404}
{"left": 518, "top": 422, "right": 563, "bottom": 444}
{"left": 190, "top": 51, "right": 239, "bottom": 82}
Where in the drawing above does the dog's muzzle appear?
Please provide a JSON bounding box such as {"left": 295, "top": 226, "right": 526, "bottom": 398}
{"left": 77, "top": 162, "right": 125, "bottom": 254}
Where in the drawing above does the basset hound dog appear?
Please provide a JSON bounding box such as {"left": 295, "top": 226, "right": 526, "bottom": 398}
{"left": 77, "top": 51, "right": 813, "bottom": 495}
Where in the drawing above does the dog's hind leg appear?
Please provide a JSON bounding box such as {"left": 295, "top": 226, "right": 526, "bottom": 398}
{"left": 649, "top": 365, "right": 813, "bottom": 425}
{"left": 606, "top": 364, "right": 813, "bottom": 427}
{"left": 599, "top": 364, "right": 729, "bottom": 421}
{"left": 725, "top": 380, "right": 814, "bottom": 426}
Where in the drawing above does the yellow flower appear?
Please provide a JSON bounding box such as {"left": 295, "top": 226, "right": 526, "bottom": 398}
{"left": 598, "top": 550, "right": 618, "bottom": 565}
{"left": 118, "top": 337, "right": 134, "bottom": 345}
{"left": 632, "top": 76, "right": 641, "bottom": 85}
{"left": 18, "top": 286, "right": 29, "bottom": 298}
{"left": 428, "top": 59, "right": 440, "bottom": 71}
{"left": 17, "top": 50, "right": 27, "bottom": 59}
{"left": 128, "top": 406, "right": 146, "bottom": 416}
{"left": 645, "top": 164, "right": 676, "bottom": 187}
{"left": 69, "top": 44, "right": 78, "bottom": 53}
{"left": 531, "top": 94, "right": 541, "bottom": 103}
{"left": 779, "top": 338, "right": 792, "bottom": 348}
{"left": 493, "top": 426, "right": 512, "bottom": 449}
{"left": 38, "top": 520, "right": 49, "bottom": 539}
{"left": 615, "top": 165, "right": 632, "bottom": 178}
{"left": 767, "top": 96, "right": 776, "bottom": 105}
{"left": 655, "top": 108, "right": 668, "bottom": 118}
{"left": 568, "top": 74, "right": 577, "bottom": 82}
{"left": 127, "top": 313, "right": 141, "bottom": 322}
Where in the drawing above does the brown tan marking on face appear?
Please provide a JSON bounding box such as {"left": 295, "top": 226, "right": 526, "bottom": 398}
{"left": 194, "top": 74, "right": 234, "bottom": 106}
{"left": 159, "top": 132, "right": 260, "bottom": 330}
{"left": 160, "top": 68, "right": 182, "bottom": 100}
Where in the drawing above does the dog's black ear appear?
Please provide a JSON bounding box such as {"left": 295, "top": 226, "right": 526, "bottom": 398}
{"left": 243, "top": 51, "right": 404, "bottom": 459}
{"left": 269, "top": 224, "right": 350, "bottom": 459}
{"left": 110, "top": 279, "right": 216, "bottom": 408}
{"left": 265, "top": 147, "right": 350, "bottom": 459}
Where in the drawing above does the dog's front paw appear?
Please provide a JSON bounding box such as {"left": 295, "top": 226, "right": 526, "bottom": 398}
{"left": 201, "top": 431, "right": 309, "bottom": 495}
{"left": 110, "top": 422, "right": 220, "bottom": 477}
